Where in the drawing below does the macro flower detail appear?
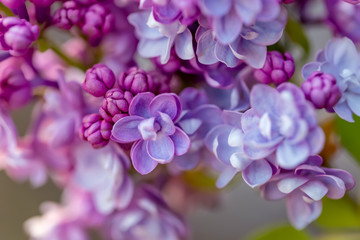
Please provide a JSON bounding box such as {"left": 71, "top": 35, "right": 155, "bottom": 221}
{"left": 301, "top": 71, "right": 342, "bottom": 111}
{"left": 0, "top": 17, "right": 39, "bottom": 56}
{"left": 254, "top": 51, "right": 295, "bottom": 85}
{"left": 80, "top": 113, "right": 113, "bottom": 149}
{"left": 302, "top": 37, "right": 360, "bottom": 122}
{"left": 100, "top": 89, "right": 134, "bottom": 123}
{"left": 82, "top": 63, "right": 116, "bottom": 97}
{"left": 242, "top": 83, "right": 325, "bottom": 169}
{"left": 111, "top": 92, "right": 190, "bottom": 174}
{"left": 261, "top": 155, "right": 355, "bottom": 229}
{"left": 118, "top": 67, "right": 156, "bottom": 94}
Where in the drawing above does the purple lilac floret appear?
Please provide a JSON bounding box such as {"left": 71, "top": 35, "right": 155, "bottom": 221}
{"left": 242, "top": 83, "right": 325, "bottom": 169}
{"left": 301, "top": 71, "right": 342, "bottom": 111}
{"left": 254, "top": 51, "right": 295, "bottom": 85}
{"left": 105, "top": 185, "right": 188, "bottom": 240}
{"left": 80, "top": 113, "right": 113, "bottom": 149}
{"left": 100, "top": 89, "right": 134, "bottom": 123}
{"left": 325, "top": 0, "right": 360, "bottom": 43}
{"left": 195, "top": 3, "right": 287, "bottom": 68}
{"left": 128, "top": 10, "right": 194, "bottom": 64}
{"left": 0, "top": 17, "right": 39, "bottom": 56}
{"left": 118, "top": 67, "right": 156, "bottom": 94}
{"left": 82, "top": 63, "right": 116, "bottom": 97}
{"left": 260, "top": 155, "right": 355, "bottom": 229}
{"left": 111, "top": 92, "right": 190, "bottom": 174}
{"left": 53, "top": 1, "right": 84, "bottom": 30}
{"left": 302, "top": 37, "right": 360, "bottom": 122}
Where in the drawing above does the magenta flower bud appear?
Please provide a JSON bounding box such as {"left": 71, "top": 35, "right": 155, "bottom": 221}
{"left": 254, "top": 51, "right": 295, "bottom": 86}
{"left": 0, "top": 67, "right": 31, "bottom": 109}
{"left": 301, "top": 71, "right": 342, "bottom": 111}
{"left": 29, "top": 0, "right": 56, "bottom": 6}
{"left": 0, "top": 17, "right": 39, "bottom": 57}
{"left": 118, "top": 67, "right": 156, "bottom": 94}
{"left": 82, "top": 63, "right": 116, "bottom": 97}
{"left": 0, "top": 0, "right": 25, "bottom": 9}
{"left": 53, "top": 1, "right": 84, "bottom": 30}
{"left": 80, "top": 113, "right": 113, "bottom": 148}
{"left": 99, "top": 89, "right": 134, "bottom": 123}
{"left": 81, "top": 4, "right": 114, "bottom": 46}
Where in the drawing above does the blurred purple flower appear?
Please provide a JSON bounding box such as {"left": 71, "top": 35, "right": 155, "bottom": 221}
{"left": 72, "top": 143, "right": 134, "bottom": 214}
{"left": 242, "top": 83, "right": 325, "bottom": 169}
{"left": 105, "top": 185, "right": 188, "bottom": 240}
{"left": 195, "top": 7, "right": 287, "bottom": 68}
{"left": 53, "top": 1, "right": 84, "bottom": 30}
{"left": 0, "top": 0, "right": 25, "bottom": 9}
{"left": 254, "top": 51, "right": 295, "bottom": 85}
{"left": 343, "top": 0, "right": 360, "bottom": 4}
{"left": 261, "top": 155, "right": 355, "bottom": 229}
{"left": 325, "top": 0, "right": 360, "bottom": 43}
{"left": 301, "top": 71, "right": 342, "bottom": 111}
{"left": 111, "top": 92, "right": 190, "bottom": 174}
{"left": 128, "top": 10, "right": 194, "bottom": 64}
{"left": 302, "top": 37, "right": 360, "bottom": 122}
{"left": 29, "top": 0, "right": 56, "bottom": 6}
{"left": 0, "top": 17, "right": 39, "bottom": 56}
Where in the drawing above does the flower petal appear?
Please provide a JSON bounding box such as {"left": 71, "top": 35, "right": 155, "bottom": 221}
{"left": 277, "top": 176, "right": 309, "bottom": 194}
{"left": 175, "top": 28, "right": 195, "bottom": 60}
{"left": 170, "top": 127, "right": 191, "bottom": 156}
{"left": 276, "top": 140, "right": 309, "bottom": 169}
{"left": 213, "top": 8, "right": 242, "bottom": 44}
{"left": 300, "top": 180, "right": 328, "bottom": 201}
{"left": 242, "top": 159, "right": 273, "bottom": 188}
{"left": 149, "top": 93, "right": 181, "bottom": 120}
{"left": 147, "top": 134, "right": 175, "bottom": 163}
{"left": 111, "top": 116, "right": 143, "bottom": 143}
{"left": 216, "top": 166, "right": 238, "bottom": 188}
{"left": 129, "top": 92, "right": 155, "bottom": 118}
{"left": 196, "top": 29, "right": 218, "bottom": 65}
{"left": 131, "top": 140, "right": 158, "bottom": 175}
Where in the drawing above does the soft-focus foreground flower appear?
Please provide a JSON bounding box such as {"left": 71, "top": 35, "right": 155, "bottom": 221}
{"left": 343, "top": 0, "right": 360, "bottom": 4}
{"left": 112, "top": 92, "right": 190, "bottom": 174}
{"left": 254, "top": 51, "right": 295, "bottom": 85}
{"left": 105, "top": 185, "right": 188, "bottom": 240}
{"left": 261, "top": 155, "right": 355, "bottom": 229}
{"left": 0, "top": 0, "right": 25, "bottom": 9}
{"left": 53, "top": 1, "right": 84, "bottom": 30}
{"left": 0, "top": 17, "right": 39, "bottom": 56}
{"left": 303, "top": 37, "right": 360, "bottom": 122}
{"left": 242, "top": 83, "right": 325, "bottom": 169}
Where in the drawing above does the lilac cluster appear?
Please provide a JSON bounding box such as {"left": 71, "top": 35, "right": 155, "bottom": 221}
{"left": 0, "top": 0, "right": 358, "bottom": 238}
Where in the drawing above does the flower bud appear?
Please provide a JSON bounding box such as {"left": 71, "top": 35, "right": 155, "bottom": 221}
{"left": 80, "top": 113, "right": 113, "bottom": 148}
{"left": 99, "top": 88, "right": 133, "bottom": 123}
{"left": 53, "top": 1, "right": 84, "bottom": 30}
{"left": 254, "top": 51, "right": 295, "bottom": 86}
{"left": 81, "top": 4, "right": 114, "bottom": 46}
{"left": 0, "top": 17, "right": 39, "bottom": 56}
{"left": 118, "top": 67, "right": 156, "bottom": 94}
{"left": 0, "top": 67, "right": 31, "bottom": 109}
{"left": 301, "top": 71, "right": 342, "bottom": 111}
{"left": 82, "top": 63, "right": 116, "bottom": 97}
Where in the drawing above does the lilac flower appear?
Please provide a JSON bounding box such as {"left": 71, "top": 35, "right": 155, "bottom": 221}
{"left": 99, "top": 89, "right": 134, "bottom": 122}
{"left": 301, "top": 71, "right": 342, "bottom": 111}
{"left": 105, "top": 185, "right": 188, "bottom": 240}
{"left": 325, "top": 0, "right": 360, "bottom": 43}
{"left": 343, "top": 0, "right": 360, "bottom": 4}
{"left": 172, "top": 87, "right": 223, "bottom": 170}
{"left": 0, "top": 0, "right": 25, "bottom": 9}
{"left": 81, "top": 4, "right": 115, "bottom": 46}
{"left": 72, "top": 143, "right": 134, "bottom": 214}
{"left": 30, "top": 0, "right": 56, "bottom": 6}
{"left": 254, "top": 51, "right": 295, "bottom": 85}
{"left": 205, "top": 110, "right": 276, "bottom": 188}
{"left": 53, "top": 1, "right": 84, "bottom": 30}
{"left": 118, "top": 67, "right": 156, "bottom": 94}
{"left": 242, "top": 83, "right": 325, "bottom": 169}
{"left": 0, "top": 58, "right": 32, "bottom": 109}
{"left": 195, "top": 7, "right": 287, "bottom": 68}
{"left": 302, "top": 37, "right": 360, "bottom": 122}
{"left": 0, "top": 17, "right": 39, "bottom": 56}
{"left": 82, "top": 63, "right": 116, "bottom": 97}
{"left": 261, "top": 155, "right": 355, "bottom": 229}
{"left": 198, "top": 0, "right": 281, "bottom": 45}
{"left": 128, "top": 10, "right": 194, "bottom": 64}
{"left": 80, "top": 113, "right": 113, "bottom": 148}
{"left": 111, "top": 92, "right": 190, "bottom": 174}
